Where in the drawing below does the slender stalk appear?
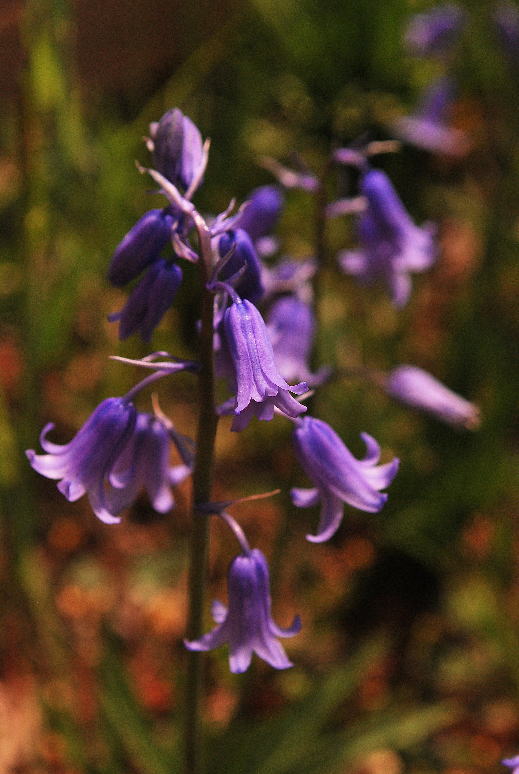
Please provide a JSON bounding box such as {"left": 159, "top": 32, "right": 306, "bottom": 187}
{"left": 184, "top": 217, "right": 218, "bottom": 774}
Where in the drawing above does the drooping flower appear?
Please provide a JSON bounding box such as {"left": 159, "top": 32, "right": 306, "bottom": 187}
{"left": 266, "top": 295, "right": 328, "bottom": 386}
{"left": 338, "top": 168, "right": 436, "bottom": 307}
{"left": 108, "top": 412, "right": 191, "bottom": 515}
{"left": 148, "top": 108, "right": 205, "bottom": 193}
{"left": 502, "top": 755, "right": 519, "bottom": 773}
{"left": 405, "top": 3, "right": 465, "bottom": 57}
{"left": 233, "top": 185, "right": 284, "bottom": 243}
{"left": 385, "top": 365, "right": 480, "bottom": 429}
{"left": 218, "top": 228, "right": 265, "bottom": 303}
{"left": 109, "top": 258, "right": 183, "bottom": 341}
{"left": 393, "top": 77, "right": 470, "bottom": 157}
{"left": 291, "top": 416, "right": 399, "bottom": 543}
{"left": 107, "top": 208, "right": 175, "bottom": 287}
{"left": 185, "top": 548, "right": 301, "bottom": 673}
{"left": 26, "top": 397, "right": 137, "bottom": 524}
{"left": 221, "top": 296, "right": 308, "bottom": 431}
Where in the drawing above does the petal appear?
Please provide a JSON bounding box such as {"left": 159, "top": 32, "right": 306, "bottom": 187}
{"left": 290, "top": 487, "right": 320, "bottom": 508}
{"left": 338, "top": 249, "right": 369, "bottom": 276}
{"left": 269, "top": 614, "right": 302, "bottom": 639}
{"left": 57, "top": 479, "right": 85, "bottom": 502}
{"left": 306, "top": 491, "right": 345, "bottom": 543}
{"left": 254, "top": 636, "right": 293, "bottom": 670}
{"left": 184, "top": 623, "right": 228, "bottom": 652}
{"left": 229, "top": 645, "right": 253, "bottom": 674}
{"left": 359, "top": 432, "right": 381, "bottom": 465}
{"left": 211, "top": 600, "right": 227, "bottom": 624}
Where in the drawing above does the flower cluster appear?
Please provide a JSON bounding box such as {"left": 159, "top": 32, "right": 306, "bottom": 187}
{"left": 27, "top": 102, "right": 479, "bottom": 675}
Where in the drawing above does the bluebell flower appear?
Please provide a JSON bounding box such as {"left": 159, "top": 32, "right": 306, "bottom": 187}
{"left": 185, "top": 549, "right": 301, "bottom": 673}
{"left": 107, "top": 208, "right": 174, "bottom": 287}
{"left": 109, "top": 258, "right": 183, "bottom": 341}
{"left": 222, "top": 296, "right": 308, "bottom": 431}
{"left": 385, "top": 365, "right": 480, "bottom": 428}
{"left": 291, "top": 417, "right": 399, "bottom": 543}
{"left": 405, "top": 3, "right": 465, "bottom": 57}
{"left": 218, "top": 228, "right": 265, "bottom": 303}
{"left": 393, "top": 77, "right": 470, "bottom": 157}
{"left": 233, "top": 185, "right": 284, "bottom": 243}
{"left": 148, "top": 108, "right": 205, "bottom": 193}
{"left": 338, "top": 169, "right": 437, "bottom": 307}
{"left": 266, "top": 296, "right": 328, "bottom": 386}
{"left": 107, "top": 412, "right": 191, "bottom": 514}
{"left": 26, "top": 397, "right": 137, "bottom": 524}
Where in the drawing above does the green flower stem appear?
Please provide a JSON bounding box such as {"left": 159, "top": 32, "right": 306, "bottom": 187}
{"left": 184, "top": 214, "right": 218, "bottom": 774}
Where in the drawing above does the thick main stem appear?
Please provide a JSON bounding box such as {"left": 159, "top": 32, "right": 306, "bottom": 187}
{"left": 184, "top": 222, "right": 218, "bottom": 774}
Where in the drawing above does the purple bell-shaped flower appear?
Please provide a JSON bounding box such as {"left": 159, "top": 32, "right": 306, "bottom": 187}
{"left": 218, "top": 228, "right": 265, "bottom": 303}
{"left": 107, "top": 208, "right": 174, "bottom": 287}
{"left": 233, "top": 185, "right": 284, "bottom": 243}
{"left": 26, "top": 397, "right": 137, "bottom": 524}
{"left": 385, "top": 365, "right": 480, "bottom": 429}
{"left": 266, "top": 295, "right": 328, "bottom": 386}
{"left": 221, "top": 296, "right": 308, "bottom": 431}
{"left": 185, "top": 548, "right": 301, "bottom": 673}
{"left": 338, "top": 169, "right": 437, "bottom": 307}
{"left": 149, "top": 108, "right": 205, "bottom": 193}
{"left": 291, "top": 416, "right": 399, "bottom": 543}
{"left": 393, "top": 77, "right": 470, "bottom": 157}
{"left": 109, "top": 258, "right": 183, "bottom": 341}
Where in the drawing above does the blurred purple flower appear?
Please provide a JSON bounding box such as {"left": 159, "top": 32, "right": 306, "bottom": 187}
{"left": 495, "top": 2, "right": 519, "bottom": 62}
{"left": 107, "top": 412, "right": 191, "bottom": 515}
{"left": 503, "top": 755, "right": 519, "bottom": 773}
{"left": 107, "top": 208, "right": 174, "bottom": 287}
{"left": 233, "top": 185, "right": 284, "bottom": 243}
{"left": 405, "top": 3, "right": 465, "bottom": 57}
{"left": 109, "top": 258, "right": 183, "bottom": 341}
{"left": 338, "top": 169, "right": 436, "bottom": 307}
{"left": 266, "top": 295, "right": 328, "bottom": 386}
{"left": 185, "top": 548, "right": 301, "bottom": 673}
{"left": 291, "top": 417, "right": 399, "bottom": 543}
{"left": 393, "top": 77, "right": 470, "bottom": 157}
{"left": 26, "top": 397, "right": 137, "bottom": 524}
{"left": 222, "top": 297, "right": 308, "bottom": 430}
{"left": 385, "top": 365, "right": 480, "bottom": 428}
{"left": 148, "top": 108, "right": 205, "bottom": 193}
{"left": 218, "top": 228, "right": 265, "bottom": 303}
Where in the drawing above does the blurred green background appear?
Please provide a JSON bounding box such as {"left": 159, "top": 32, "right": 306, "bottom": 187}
{"left": 0, "top": 0, "right": 518, "bottom": 771}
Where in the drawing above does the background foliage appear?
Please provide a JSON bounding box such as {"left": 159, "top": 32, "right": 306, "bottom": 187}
{"left": 0, "top": 0, "right": 517, "bottom": 771}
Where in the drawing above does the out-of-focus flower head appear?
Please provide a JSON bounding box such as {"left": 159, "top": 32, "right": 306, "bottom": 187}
{"left": 393, "top": 77, "right": 470, "bottom": 157}
{"left": 109, "top": 259, "right": 183, "bottom": 341}
{"left": 148, "top": 108, "right": 205, "bottom": 194}
{"left": 185, "top": 548, "right": 301, "bottom": 673}
{"left": 338, "top": 168, "right": 437, "bottom": 307}
{"left": 233, "top": 185, "right": 284, "bottom": 243}
{"left": 405, "top": 3, "right": 465, "bottom": 57}
{"left": 291, "top": 416, "right": 399, "bottom": 543}
{"left": 218, "top": 228, "right": 265, "bottom": 303}
{"left": 27, "top": 398, "right": 137, "bottom": 524}
{"left": 385, "top": 365, "right": 480, "bottom": 429}
{"left": 107, "top": 412, "right": 191, "bottom": 516}
{"left": 220, "top": 295, "right": 308, "bottom": 431}
{"left": 266, "top": 295, "right": 329, "bottom": 386}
